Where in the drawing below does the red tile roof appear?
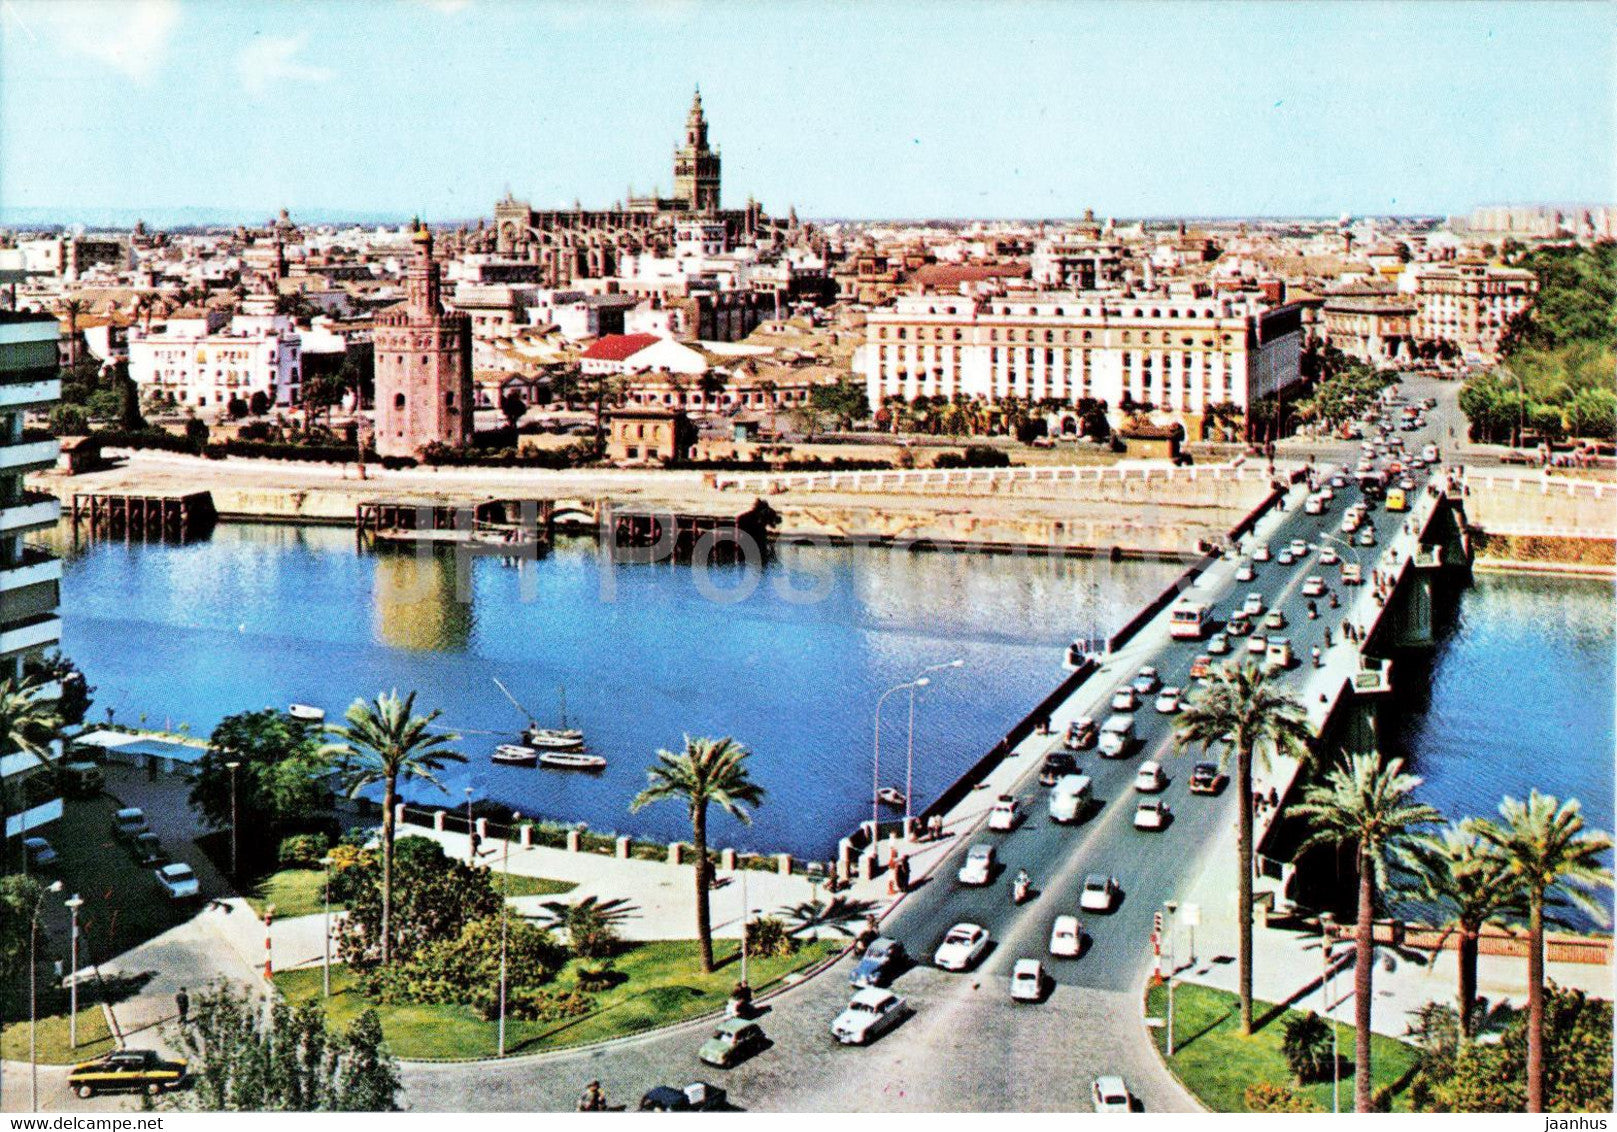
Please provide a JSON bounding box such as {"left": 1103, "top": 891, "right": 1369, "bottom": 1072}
{"left": 581, "top": 333, "right": 662, "bottom": 361}
{"left": 911, "top": 262, "right": 1031, "bottom": 288}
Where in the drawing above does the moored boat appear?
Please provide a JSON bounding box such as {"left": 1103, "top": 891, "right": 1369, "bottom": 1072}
{"left": 524, "top": 727, "right": 585, "bottom": 750}
{"left": 287, "top": 704, "right": 325, "bottom": 723}
{"left": 877, "top": 787, "right": 907, "bottom": 809}
{"left": 491, "top": 743, "right": 538, "bottom": 767}
{"left": 538, "top": 750, "right": 607, "bottom": 771}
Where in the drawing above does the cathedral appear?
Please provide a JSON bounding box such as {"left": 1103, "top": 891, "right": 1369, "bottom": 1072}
{"left": 489, "top": 88, "right": 792, "bottom": 285}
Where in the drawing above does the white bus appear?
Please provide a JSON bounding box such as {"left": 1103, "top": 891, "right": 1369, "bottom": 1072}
{"left": 1169, "top": 600, "right": 1211, "bottom": 640}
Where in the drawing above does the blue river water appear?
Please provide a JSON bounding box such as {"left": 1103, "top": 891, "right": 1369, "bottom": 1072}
{"left": 50, "top": 524, "right": 1616, "bottom": 875}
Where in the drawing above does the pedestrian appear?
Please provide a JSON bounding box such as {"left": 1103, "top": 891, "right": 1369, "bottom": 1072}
{"left": 469, "top": 829, "right": 482, "bottom": 859}
{"left": 578, "top": 1081, "right": 607, "bottom": 1112}
{"left": 1268, "top": 787, "right": 1279, "bottom": 809}
{"left": 931, "top": 813, "right": 944, "bottom": 841}
{"left": 896, "top": 855, "right": 910, "bottom": 893}
{"left": 1323, "top": 625, "right": 1332, "bottom": 647}
{"left": 175, "top": 986, "right": 190, "bottom": 1025}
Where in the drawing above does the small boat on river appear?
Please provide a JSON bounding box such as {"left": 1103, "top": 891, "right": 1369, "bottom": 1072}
{"left": 287, "top": 704, "right": 325, "bottom": 723}
{"left": 494, "top": 677, "right": 587, "bottom": 750}
{"left": 538, "top": 749, "right": 606, "bottom": 772}
{"left": 491, "top": 743, "right": 538, "bottom": 767}
{"left": 877, "top": 787, "right": 907, "bottom": 809}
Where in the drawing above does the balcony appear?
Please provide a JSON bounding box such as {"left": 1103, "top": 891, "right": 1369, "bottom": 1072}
{"left": 0, "top": 614, "right": 62, "bottom": 658}
{"left": 0, "top": 546, "right": 60, "bottom": 592}
{"left": 0, "top": 378, "right": 60, "bottom": 412}
{"left": 0, "top": 490, "right": 61, "bottom": 535}
{"left": 0, "top": 437, "right": 58, "bottom": 475}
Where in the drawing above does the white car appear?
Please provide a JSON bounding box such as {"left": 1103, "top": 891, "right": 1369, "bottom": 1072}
{"left": 1134, "top": 761, "right": 1166, "bottom": 793}
{"left": 957, "top": 843, "right": 995, "bottom": 886}
{"left": 1331, "top": 473, "right": 1347, "bottom": 488}
{"left": 1246, "top": 633, "right": 1269, "bottom": 655}
{"left": 1276, "top": 548, "right": 1294, "bottom": 565}
{"left": 1079, "top": 874, "right": 1119, "bottom": 913}
{"left": 1131, "top": 666, "right": 1160, "bottom": 695}
{"left": 934, "top": 923, "right": 990, "bottom": 971}
{"left": 831, "top": 987, "right": 906, "bottom": 1045}
{"left": 1093, "top": 1076, "right": 1132, "bottom": 1113}
{"left": 1009, "top": 958, "right": 1046, "bottom": 1003}
{"left": 1241, "top": 592, "right": 1265, "bottom": 617}
{"left": 1134, "top": 799, "right": 1171, "bottom": 831}
{"left": 987, "top": 795, "right": 1020, "bottom": 833}
{"left": 1289, "top": 539, "right": 1308, "bottom": 558}
{"left": 1319, "top": 485, "right": 1335, "bottom": 502}
{"left": 1252, "top": 543, "right": 1271, "bottom": 562}
{"left": 155, "top": 862, "right": 199, "bottom": 900}
{"left": 1302, "top": 575, "right": 1326, "bottom": 597}
{"left": 1206, "top": 631, "right": 1230, "bottom": 655}
{"left": 1154, "top": 687, "right": 1181, "bottom": 714}
{"left": 1318, "top": 547, "right": 1340, "bottom": 566}
{"left": 1049, "top": 915, "right": 1082, "bottom": 958}
{"left": 1111, "top": 687, "right": 1138, "bottom": 712}
{"left": 1303, "top": 495, "right": 1323, "bottom": 515}
{"left": 1234, "top": 560, "right": 1256, "bottom": 582}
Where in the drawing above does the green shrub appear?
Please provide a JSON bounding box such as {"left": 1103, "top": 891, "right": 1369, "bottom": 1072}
{"left": 743, "top": 916, "right": 796, "bottom": 959}
{"left": 1244, "top": 1082, "right": 1324, "bottom": 1113}
{"left": 574, "top": 965, "right": 624, "bottom": 993}
{"left": 502, "top": 987, "right": 595, "bottom": 1023}
{"left": 278, "top": 832, "right": 331, "bottom": 868}
{"left": 1281, "top": 1011, "right": 1333, "bottom": 1083}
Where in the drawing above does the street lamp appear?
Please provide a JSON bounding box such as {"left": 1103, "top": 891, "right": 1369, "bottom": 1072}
{"left": 498, "top": 810, "right": 519, "bottom": 1058}
{"left": 64, "top": 893, "right": 83, "bottom": 1049}
{"left": 31, "top": 879, "right": 63, "bottom": 1112}
{"left": 873, "top": 678, "right": 929, "bottom": 851}
{"left": 464, "top": 787, "right": 475, "bottom": 861}
{"left": 320, "top": 857, "right": 334, "bottom": 999}
{"left": 1321, "top": 911, "right": 1340, "bottom": 1114}
{"left": 905, "top": 659, "right": 964, "bottom": 830}
{"left": 225, "top": 760, "right": 242, "bottom": 877}
{"left": 1163, "top": 900, "right": 1178, "bottom": 1056}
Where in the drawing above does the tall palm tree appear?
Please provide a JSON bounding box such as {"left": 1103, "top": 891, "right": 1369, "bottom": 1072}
{"left": 1173, "top": 660, "right": 1312, "bottom": 1033}
{"left": 0, "top": 674, "right": 64, "bottom": 861}
{"left": 630, "top": 736, "right": 764, "bottom": 973}
{"left": 1398, "top": 825, "right": 1526, "bottom": 1038}
{"left": 321, "top": 691, "right": 463, "bottom": 964}
{"left": 1292, "top": 752, "right": 1440, "bottom": 1112}
{"left": 57, "top": 298, "right": 86, "bottom": 368}
{"left": 1469, "top": 792, "right": 1612, "bottom": 1112}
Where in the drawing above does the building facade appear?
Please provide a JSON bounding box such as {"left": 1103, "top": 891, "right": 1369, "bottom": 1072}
{"left": 0, "top": 312, "right": 64, "bottom": 842}
{"left": 128, "top": 302, "right": 303, "bottom": 411}
{"left": 1400, "top": 263, "right": 1538, "bottom": 363}
{"left": 1320, "top": 291, "right": 1421, "bottom": 365}
{"left": 373, "top": 224, "right": 474, "bottom": 457}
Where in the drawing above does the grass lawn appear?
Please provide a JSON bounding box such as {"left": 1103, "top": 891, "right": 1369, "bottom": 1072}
{"left": 1145, "top": 982, "right": 1421, "bottom": 1112}
{"left": 0, "top": 1006, "right": 117, "bottom": 1064}
{"left": 276, "top": 937, "right": 840, "bottom": 1060}
{"left": 491, "top": 872, "right": 577, "bottom": 898}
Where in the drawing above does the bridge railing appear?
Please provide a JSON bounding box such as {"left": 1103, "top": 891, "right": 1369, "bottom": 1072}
{"left": 713, "top": 461, "right": 1261, "bottom": 495}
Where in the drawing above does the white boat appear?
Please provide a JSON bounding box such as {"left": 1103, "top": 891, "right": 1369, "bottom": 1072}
{"left": 491, "top": 744, "right": 537, "bottom": 767}
{"left": 538, "top": 750, "right": 606, "bottom": 771}
{"left": 287, "top": 704, "right": 325, "bottom": 723}
{"left": 524, "top": 728, "right": 585, "bottom": 751}
{"left": 877, "top": 787, "right": 907, "bottom": 809}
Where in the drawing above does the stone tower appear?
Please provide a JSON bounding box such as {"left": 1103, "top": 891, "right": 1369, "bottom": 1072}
{"left": 673, "top": 87, "right": 721, "bottom": 213}
{"left": 373, "top": 220, "right": 473, "bottom": 458}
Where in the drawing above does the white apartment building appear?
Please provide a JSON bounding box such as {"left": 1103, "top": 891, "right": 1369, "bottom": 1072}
{"left": 128, "top": 303, "right": 303, "bottom": 410}
{"left": 857, "top": 290, "right": 1303, "bottom": 431}
{"left": 1397, "top": 262, "right": 1538, "bottom": 363}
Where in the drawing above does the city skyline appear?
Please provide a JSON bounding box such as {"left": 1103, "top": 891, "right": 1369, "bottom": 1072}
{"left": 1, "top": 0, "right": 1612, "bottom": 224}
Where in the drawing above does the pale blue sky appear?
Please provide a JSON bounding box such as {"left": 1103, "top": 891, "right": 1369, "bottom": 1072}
{"left": 1, "top": 0, "right": 1611, "bottom": 222}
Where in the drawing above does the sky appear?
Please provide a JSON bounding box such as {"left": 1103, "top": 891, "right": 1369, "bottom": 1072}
{"left": 0, "top": 0, "right": 1611, "bottom": 224}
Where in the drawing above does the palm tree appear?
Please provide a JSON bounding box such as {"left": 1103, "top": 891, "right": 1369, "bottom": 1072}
{"left": 1469, "top": 792, "right": 1613, "bottom": 1112}
{"left": 1398, "top": 825, "right": 1526, "bottom": 1038}
{"left": 629, "top": 736, "right": 764, "bottom": 973}
{"left": 0, "top": 674, "right": 63, "bottom": 863}
{"left": 321, "top": 691, "right": 463, "bottom": 964}
{"left": 1173, "top": 660, "right": 1312, "bottom": 1033}
{"left": 1291, "top": 752, "right": 1440, "bottom": 1112}
{"left": 57, "top": 298, "right": 86, "bottom": 368}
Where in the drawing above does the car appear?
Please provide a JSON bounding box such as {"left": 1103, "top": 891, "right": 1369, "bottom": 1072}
{"left": 1408, "top": 455, "right": 1426, "bottom": 470}
{"left": 22, "top": 836, "right": 58, "bottom": 868}
{"left": 1330, "top": 473, "right": 1347, "bottom": 488}
{"left": 1225, "top": 613, "right": 1251, "bottom": 637}
{"left": 1342, "top": 562, "right": 1364, "bottom": 585}
{"left": 1134, "top": 799, "right": 1171, "bottom": 831}
{"left": 1241, "top": 592, "right": 1265, "bottom": 617}
{"left": 1421, "top": 444, "right": 1439, "bottom": 463}
{"left": 1342, "top": 513, "right": 1362, "bottom": 534}
{"left": 1064, "top": 717, "right": 1097, "bottom": 750}
{"left": 1111, "top": 686, "right": 1138, "bottom": 711}
{"left": 1206, "top": 631, "right": 1230, "bottom": 655}
{"left": 1234, "top": 560, "right": 1256, "bottom": 582}
{"left": 987, "top": 795, "right": 1021, "bottom": 832}
{"left": 1134, "top": 761, "right": 1166, "bottom": 793}
{"left": 698, "top": 1019, "right": 767, "bottom": 1068}
{"left": 934, "top": 923, "right": 990, "bottom": 971}
{"left": 129, "top": 832, "right": 167, "bottom": 866}
{"left": 1399, "top": 477, "right": 1416, "bottom": 491}
{"left": 1263, "top": 609, "right": 1287, "bottom": 631}
{"left": 112, "top": 807, "right": 150, "bottom": 842}
{"left": 1319, "top": 485, "right": 1335, "bottom": 502}
{"left": 1319, "top": 546, "right": 1340, "bottom": 566}
{"left": 831, "top": 987, "right": 907, "bottom": 1044}
{"left": 1301, "top": 575, "right": 1326, "bottom": 597}
{"left": 1009, "top": 958, "right": 1046, "bottom": 1003}
{"left": 1252, "top": 543, "right": 1271, "bottom": 562}
{"left": 1039, "top": 751, "right": 1078, "bottom": 786}
{"left": 1131, "top": 666, "right": 1161, "bottom": 694}
{"left": 957, "top": 843, "right": 996, "bottom": 886}
{"left": 68, "top": 1049, "right": 187, "bottom": 1099}
{"left": 1049, "top": 914, "right": 1083, "bottom": 958}
{"left": 1189, "top": 762, "right": 1225, "bottom": 794}
{"left": 1357, "top": 527, "right": 1377, "bottom": 547}
{"left": 1246, "top": 633, "right": 1269, "bottom": 655}
{"left": 1303, "top": 495, "right": 1323, "bottom": 515}
{"left": 1188, "top": 654, "right": 1211, "bottom": 680}
{"left": 1276, "top": 548, "right": 1294, "bottom": 565}
{"left": 1154, "top": 687, "right": 1181, "bottom": 714}
{"left": 639, "top": 1082, "right": 728, "bottom": 1111}
{"left": 1078, "top": 874, "right": 1119, "bottom": 913}
{"left": 1289, "top": 539, "right": 1308, "bottom": 558}
{"left": 850, "top": 936, "right": 907, "bottom": 989}
{"left": 1265, "top": 637, "right": 1293, "bottom": 671}
{"left": 155, "top": 862, "right": 199, "bottom": 900}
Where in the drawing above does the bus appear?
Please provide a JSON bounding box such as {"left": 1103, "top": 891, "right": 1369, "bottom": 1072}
{"left": 1385, "top": 487, "right": 1409, "bottom": 512}
{"left": 1169, "top": 600, "right": 1211, "bottom": 640}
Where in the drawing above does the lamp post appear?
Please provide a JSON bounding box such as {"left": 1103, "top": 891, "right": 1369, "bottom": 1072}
{"left": 64, "top": 893, "right": 83, "bottom": 1049}
{"left": 1163, "top": 899, "right": 1178, "bottom": 1056}
{"left": 498, "top": 810, "right": 519, "bottom": 1057}
{"left": 30, "top": 879, "right": 63, "bottom": 1112}
{"left": 739, "top": 868, "right": 751, "bottom": 988}
{"left": 464, "top": 787, "right": 475, "bottom": 861}
{"left": 225, "top": 760, "right": 241, "bottom": 877}
{"left": 873, "top": 678, "right": 929, "bottom": 850}
{"left": 905, "top": 660, "right": 963, "bottom": 831}
{"left": 1321, "top": 911, "right": 1340, "bottom": 1114}
{"left": 320, "top": 857, "right": 334, "bottom": 998}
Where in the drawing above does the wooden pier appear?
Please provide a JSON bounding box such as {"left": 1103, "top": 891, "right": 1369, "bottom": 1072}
{"left": 355, "top": 497, "right": 556, "bottom": 546}
{"left": 611, "top": 499, "right": 779, "bottom": 559}
{"left": 71, "top": 491, "right": 217, "bottom": 540}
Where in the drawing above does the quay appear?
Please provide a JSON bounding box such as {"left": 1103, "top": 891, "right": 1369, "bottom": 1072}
{"left": 69, "top": 489, "right": 216, "bottom": 539}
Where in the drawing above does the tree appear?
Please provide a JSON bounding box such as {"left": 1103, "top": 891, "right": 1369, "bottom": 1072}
{"left": 24, "top": 651, "right": 93, "bottom": 728}
{"left": 499, "top": 390, "right": 527, "bottom": 430}
{"left": 332, "top": 836, "right": 503, "bottom": 968}
{"left": 0, "top": 674, "right": 63, "bottom": 862}
{"left": 322, "top": 691, "right": 464, "bottom": 964}
{"left": 1281, "top": 1011, "right": 1334, "bottom": 1083}
{"left": 1469, "top": 791, "right": 1613, "bottom": 1112}
{"left": 185, "top": 417, "right": 210, "bottom": 453}
{"left": 1291, "top": 752, "right": 1441, "bottom": 1112}
{"left": 48, "top": 403, "right": 90, "bottom": 436}
{"left": 0, "top": 875, "right": 45, "bottom": 1015}
{"left": 333, "top": 1010, "right": 401, "bottom": 1111}
{"left": 536, "top": 895, "right": 637, "bottom": 960}
{"left": 630, "top": 736, "right": 765, "bottom": 973}
{"left": 250, "top": 391, "right": 271, "bottom": 416}
{"left": 809, "top": 377, "right": 870, "bottom": 430}
{"left": 1172, "top": 661, "right": 1312, "bottom": 1034}
{"left": 227, "top": 396, "right": 250, "bottom": 420}
{"left": 57, "top": 297, "right": 86, "bottom": 367}
{"left": 1398, "top": 826, "right": 1526, "bottom": 1037}
{"left": 189, "top": 710, "right": 329, "bottom": 855}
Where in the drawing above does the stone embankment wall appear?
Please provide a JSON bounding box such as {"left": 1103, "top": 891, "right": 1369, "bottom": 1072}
{"left": 1460, "top": 472, "right": 1616, "bottom": 570}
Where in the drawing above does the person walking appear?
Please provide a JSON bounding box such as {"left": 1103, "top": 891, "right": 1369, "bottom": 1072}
{"left": 175, "top": 986, "right": 190, "bottom": 1025}
{"left": 577, "top": 1081, "right": 607, "bottom": 1112}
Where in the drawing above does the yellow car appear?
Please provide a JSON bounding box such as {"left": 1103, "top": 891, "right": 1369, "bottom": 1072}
{"left": 68, "top": 1049, "right": 187, "bottom": 1098}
